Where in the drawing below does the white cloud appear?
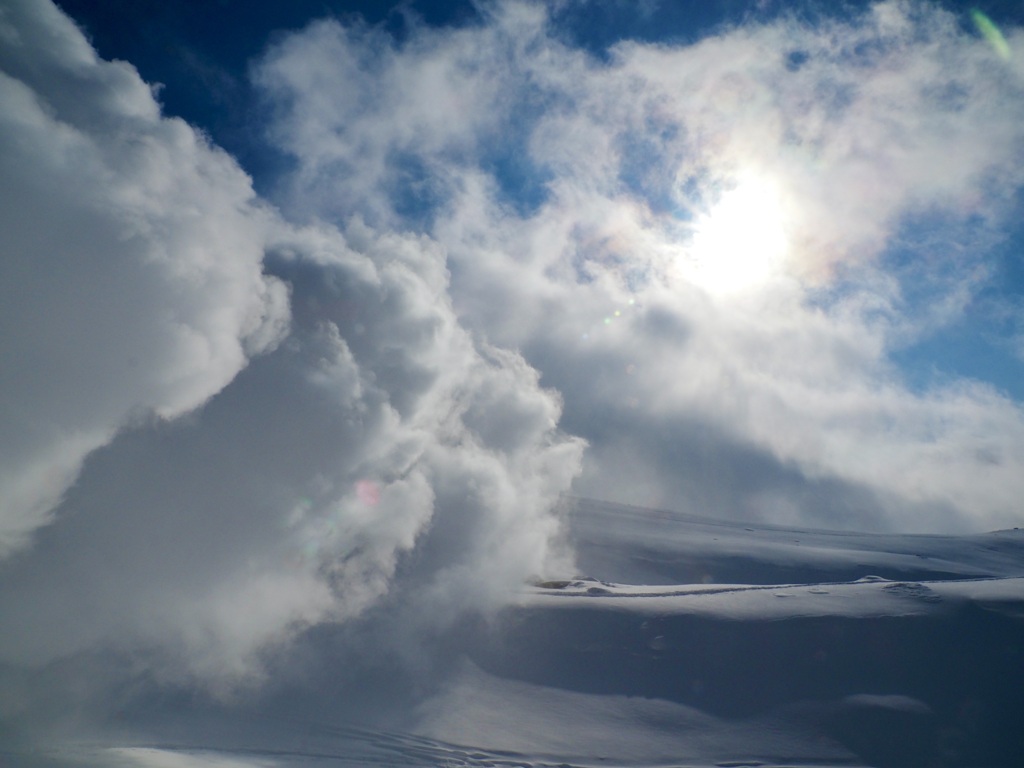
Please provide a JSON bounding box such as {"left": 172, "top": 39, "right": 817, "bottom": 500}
{"left": 3, "top": 0, "right": 1024, "bottom": 755}
{"left": 257, "top": 0, "right": 1024, "bottom": 532}
{"left": 3, "top": 0, "right": 1024, "bottom": 737}
{"left": 0, "top": 215, "right": 583, "bottom": 691}
{"left": 0, "top": 0, "right": 583, "bottom": 693}
{"left": 0, "top": 0, "right": 289, "bottom": 558}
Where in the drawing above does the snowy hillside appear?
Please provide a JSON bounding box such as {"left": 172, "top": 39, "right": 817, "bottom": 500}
{"left": 10, "top": 498, "right": 1023, "bottom": 768}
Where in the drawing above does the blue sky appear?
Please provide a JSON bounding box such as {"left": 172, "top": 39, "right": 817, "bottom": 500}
{"left": 2, "top": 0, "right": 1024, "bottom": 705}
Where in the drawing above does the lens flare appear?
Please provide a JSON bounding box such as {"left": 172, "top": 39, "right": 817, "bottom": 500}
{"left": 356, "top": 479, "right": 381, "bottom": 506}
{"left": 972, "top": 9, "right": 1011, "bottom": 61}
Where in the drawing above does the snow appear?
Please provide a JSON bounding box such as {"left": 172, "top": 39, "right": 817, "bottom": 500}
{"left": 8, "top": 499, "right": 1024, "bottom": 767}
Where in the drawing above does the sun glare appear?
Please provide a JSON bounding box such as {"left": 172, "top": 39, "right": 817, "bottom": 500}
{"left": 683, "top": 178, "right": 788, "bottom": 295}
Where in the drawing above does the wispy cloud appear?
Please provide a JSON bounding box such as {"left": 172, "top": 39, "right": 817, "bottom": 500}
{"left": 258, "top": 0, "right": 1024, "bottom": 531}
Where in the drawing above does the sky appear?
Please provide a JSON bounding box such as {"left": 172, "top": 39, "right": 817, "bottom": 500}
{"left": 2, "top": 0, "right": 1024, "bottom": 722}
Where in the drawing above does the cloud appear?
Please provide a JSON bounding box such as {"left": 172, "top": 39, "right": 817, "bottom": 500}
{"left": 0, "top": 219, "right": 582, "bottom": 690}
{"left": 0, "top": 0, "right": 289, "bottom": 558}
{"left": 257, "top": 0, "right": 1024, "bottom": 532}
{"left": 3, "top": 0, "right": 1024, "bottom": 739}
{"left": 0, "top": 0, "right": 583, "bottom": 696}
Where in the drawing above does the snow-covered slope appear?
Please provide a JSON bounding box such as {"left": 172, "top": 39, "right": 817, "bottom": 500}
{"left": 411, "top": 501, "right": 1024, "bottom": 768}
{"left": 567, "top": 498, "right": 1024, "bottom": 586}
{"left": 8, "top": 499, "right": 1024, "bottom": 768}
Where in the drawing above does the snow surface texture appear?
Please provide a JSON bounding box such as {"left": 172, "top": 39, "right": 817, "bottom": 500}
{"left": 5, "top": 498, "right": 1023, "bottom": 768}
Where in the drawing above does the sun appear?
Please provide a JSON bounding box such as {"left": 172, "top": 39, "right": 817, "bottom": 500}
{"left": 682, "top": 176, "right": 789, "bottom": 295}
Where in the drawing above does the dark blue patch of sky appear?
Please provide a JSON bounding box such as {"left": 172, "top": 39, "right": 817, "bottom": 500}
{"left": 54, "top": 0, "right": 476, "bottom": 193}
